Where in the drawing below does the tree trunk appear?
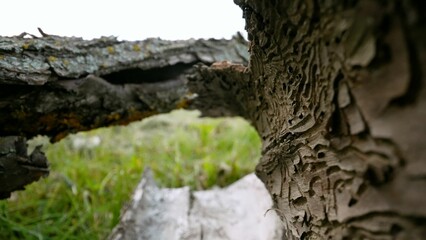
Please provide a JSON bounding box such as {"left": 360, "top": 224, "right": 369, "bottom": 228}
{"left": 191, "top": 0, "right": 426, "bottom": 239}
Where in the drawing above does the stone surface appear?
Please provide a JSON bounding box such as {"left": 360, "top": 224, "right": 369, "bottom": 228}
{"left": 109, "top": 169, "right": 284, "bottom": 240}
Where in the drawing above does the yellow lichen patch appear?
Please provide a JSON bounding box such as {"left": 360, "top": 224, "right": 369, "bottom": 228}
{"left": 38, "top": 114, "right": 58, "bottom": 132}
{"left": 106, "top": 112, "right": 121, "bottom": 121}
{"left": 50, "top": 113, "right": 88, "bottom": 142}
{"left": 107, "top": 46, "right": 115, "bottom": 54}
{"left": 22, "top": 43, "right": 30, "bottom": 50}
{"left": 176, "top": 93, "right": 197, "bottom": 109}
{"left": 62, "top": 59, "right": 69, "bottom": 66}
{"left": 91, "top": 110, "right": 157, "bottom": 129}
{"left": 61, "top": 113, "right": 84, "bottom": 129}
{"left": 0, "top": 55, "right": 4, "bottom": 60}
{"left": 116, "top": 109, "right": 158, "bottom": 126}
{"left": 48, "top": 56, "right": 57, "bottom": 62}
{"left": 133, "top": 44, "right": 141, "bottom": 52}
{"left": 39, "top": 112, "right": 84, "bottom": 133}
{"left": 176, "top": 98, "right": 190, "bottom": 109}
{"left": 90, "top": 112, "right": 118, "bottom": 128}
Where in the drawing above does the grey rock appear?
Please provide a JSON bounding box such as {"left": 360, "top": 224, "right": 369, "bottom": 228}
{"left": 109, "top": 169, "right": 284, "bottom": 240}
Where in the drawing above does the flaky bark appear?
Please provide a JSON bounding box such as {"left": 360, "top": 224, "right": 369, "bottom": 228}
{"left": 191, "top": 0, "right": 426, "bottom": 239}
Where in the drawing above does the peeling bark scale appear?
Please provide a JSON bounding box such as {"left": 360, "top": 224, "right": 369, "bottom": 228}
{"left": 1, "top": 0, "right": 426, "bottom": 239}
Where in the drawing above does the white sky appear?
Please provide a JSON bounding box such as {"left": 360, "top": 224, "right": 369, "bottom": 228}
{"left": 1, "top": 0, "right": 246, "bottom": 40}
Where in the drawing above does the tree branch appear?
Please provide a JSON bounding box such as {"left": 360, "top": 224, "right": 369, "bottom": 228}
{"left": 0, "top": 136, "right": 48, "bottom": 199}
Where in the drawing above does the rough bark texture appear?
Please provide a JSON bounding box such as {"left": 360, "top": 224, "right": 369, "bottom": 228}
{"left": 190, "top": 0, "right": 426, "bottom": 239}
{"left": 0, "top": 32, "right": 248, "bottom": 197}
{"left": 108, "top": 170, "right": 283, "bottom": 240}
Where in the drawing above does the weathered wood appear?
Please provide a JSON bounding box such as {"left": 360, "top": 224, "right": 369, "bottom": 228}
{"left": 0, "top": 32, "right": 248, "bottom": 141}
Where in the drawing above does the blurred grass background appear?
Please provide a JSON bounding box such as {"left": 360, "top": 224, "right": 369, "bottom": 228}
{"left": 0, "top": 110, "right": 261, "bottom": 240}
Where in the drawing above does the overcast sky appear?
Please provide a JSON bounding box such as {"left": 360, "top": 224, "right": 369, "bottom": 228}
{"left": 1, "top": 0, "right": 246, "bottom": 40}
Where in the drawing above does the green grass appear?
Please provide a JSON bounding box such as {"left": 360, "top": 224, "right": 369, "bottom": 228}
{"left": 0, "top": 110, "right": 261, "bottom": 239}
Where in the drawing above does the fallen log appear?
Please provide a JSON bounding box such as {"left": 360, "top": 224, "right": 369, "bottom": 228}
{"left": 0, "top": 31, "right": 248, "bottom": 141}
{"left": 0, "top": 31, "right": 248, "bottom": 197}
